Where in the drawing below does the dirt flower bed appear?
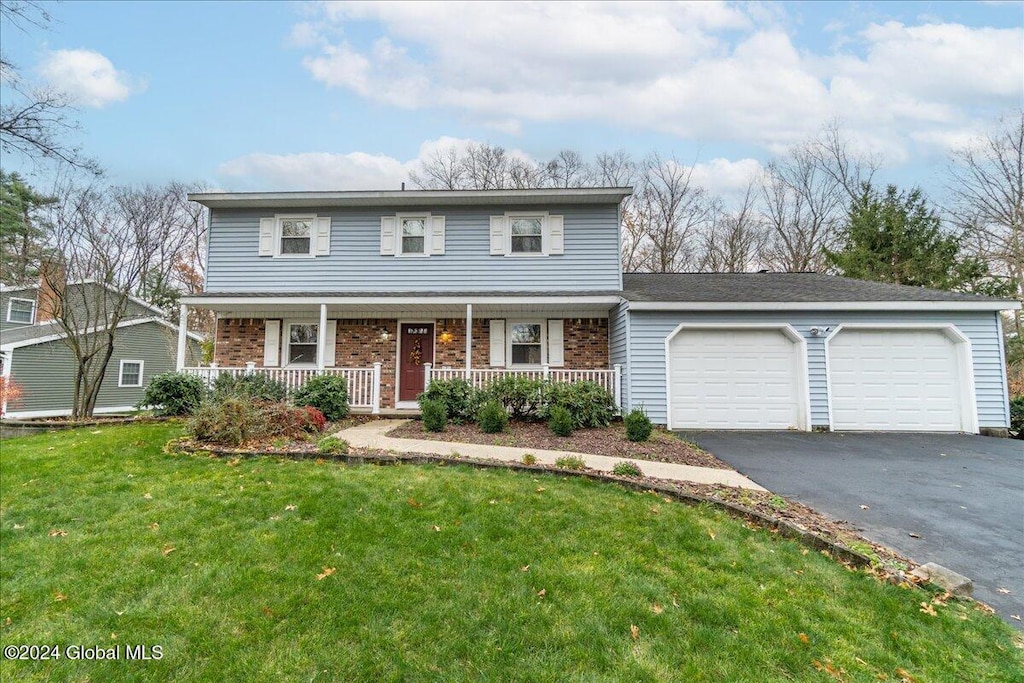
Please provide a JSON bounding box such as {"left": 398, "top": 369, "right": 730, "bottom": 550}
{"left": 388, "top": 419, "right": 731, "bottom": 470}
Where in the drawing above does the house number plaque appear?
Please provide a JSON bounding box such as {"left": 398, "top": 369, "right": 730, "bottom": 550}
{"left": 407, "top": 327, "right": 429, "bottom": 335}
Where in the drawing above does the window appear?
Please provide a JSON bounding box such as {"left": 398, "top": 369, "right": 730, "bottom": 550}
{"left": 287, "top": 323, "right": 318, "bottom": 364}
{"left": 7, "top": 297, "right": 35, "bottom": 324}
{"left": 400, "top": 217, "right": 427, "bottom": 255}
{"left": 510, "top": 322, "right": 543, "bottom": 365}
{"left": 119, "top": 360, "right": 144, "bottom": 387}
{"left": 279, "top": 217, "right": 313, "bottom": 255}
{"left": 510, "top": 217, "right": 543, "bottom": 254}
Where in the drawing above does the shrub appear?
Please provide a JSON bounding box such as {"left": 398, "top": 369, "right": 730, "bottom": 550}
{"left": 318, "top": 436, "right": 349, "bottom": 455}
{"left": 418, "top": 379, "right": 479, "bottom": 424}
{"left": 140, "top": 372, "right": 206, "bottom": 416}
{"left": 260, "top": 402, "right": 327, "bottom": 437}
{"left": 0, "top": 377, "right": 23, "bottom": 416}
{"left": 187, "top": 399, "right": 324, "bottom": 447}
{"left": 612, "top": 461, "right": 643, "bottom": 477}
{"left": 548, "top": 405, "right": 574, "bottom": 437}
{"left": 554, "top": 455, "right": 586, "bottom": 470}
{"left": 477, "top": 400, "right": 508, "bottom": 433}
{"left": 1010, "top": 396, "right": 1024, "bottom": 439}
{"left": 293, "top": 374, "right": 349, "bottom": 421}
{"left": 485, "top": 376, "right": 544, "bottom": 420}
{"left": 625, "top": 408, "right": 653, "bottom": 442}
{"left": 521, "top": 453, "right": 537, "bottom": 465}
{"left": 421, "top": 398, "right": 448, "bottom": 432}
{"left": 541, "top": 381, "right": 617, "bottom": 428}
{"left": 213, "top": 372, "right": 287, "bottom": 402}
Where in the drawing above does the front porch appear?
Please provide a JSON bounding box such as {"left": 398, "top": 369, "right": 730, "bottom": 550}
{"left": 176, "top": 294, "right": 623, "bottom": 412}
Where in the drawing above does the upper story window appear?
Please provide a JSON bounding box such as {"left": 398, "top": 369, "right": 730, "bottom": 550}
{"left": 510, "top": 217, "right": 543, "bottom": 254}
{"left": 258, "top": 215, "right": 330, "bottom": 258}
{"left": 400, "top": 217, "right": 427, "bottom": 255}
{"left": 490, "top": 213, "right": 564, "bottom": 257}
{"left": 7, "top": 297, "right": 36, "bottom": 324}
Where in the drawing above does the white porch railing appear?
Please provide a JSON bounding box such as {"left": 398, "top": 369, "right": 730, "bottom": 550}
{"left": 425, "top": 364, "right": 622, "bottom": 408}
{"left": 182, "top": 363, "right": 382, "bottom": 413}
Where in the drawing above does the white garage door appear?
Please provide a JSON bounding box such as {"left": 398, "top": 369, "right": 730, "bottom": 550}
{"left": 828, "top": 328, "right": 966, "bottom": 431}
{"left": 668, "top": 327, "right": 806, "bottom": 430}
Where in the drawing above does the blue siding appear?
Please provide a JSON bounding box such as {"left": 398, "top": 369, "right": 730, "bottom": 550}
{"left": 608, "top": 301, "right": 629, "bottom": 407}
{"left": 206, "top": 204, "right": 622, "bottom": 293}
{"left": 627, "top": 310, "right": 1009, "bottom": 429}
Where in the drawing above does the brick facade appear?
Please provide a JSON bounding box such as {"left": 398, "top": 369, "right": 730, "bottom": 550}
{"left": 212, "top": 316, "right": 610, "bottom": 408}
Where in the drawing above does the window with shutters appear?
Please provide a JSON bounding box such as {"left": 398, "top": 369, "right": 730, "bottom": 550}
{"left": 287, "top": 323, "right": 318, "bottom": 364}
{"left": 279, "top": 217, "right": 313, "bottom": 256}
{"left": 510, "top": 216, "right": 543, "bottom": 254}
{"left": 399, "top": 216, "right": 427, "bottom": 255}
{"left": 509, "top": 321, "right": 544, "bottom": 366}
{"left": 491, "top": 213, "right": 564, "bottom": 257}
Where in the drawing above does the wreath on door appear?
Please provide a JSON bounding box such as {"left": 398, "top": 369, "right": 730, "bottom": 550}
{"left": 409, "top": 338, "right": 423, "bottom": 366}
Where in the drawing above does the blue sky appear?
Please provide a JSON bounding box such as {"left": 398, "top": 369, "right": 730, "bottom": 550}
{"left": 1, "top": 1, "right": 1021, "bottom": 201}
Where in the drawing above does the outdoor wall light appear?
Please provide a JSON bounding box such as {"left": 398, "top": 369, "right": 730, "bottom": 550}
{"left": 809, "top": 326, "right": 831, "bottom": 337}
{"left": 379, "top": 328, "right": 392, "bottom": 342}
{"left": 439, "top": 330, "right": 454, "bottom": 344}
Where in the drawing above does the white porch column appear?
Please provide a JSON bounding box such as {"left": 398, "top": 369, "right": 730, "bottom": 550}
{"left": 464, "top": 303, "right": 473, "bottom": 379}
{"left": 371, "top": 362, "right": 382, "bottom": 414}
{"left": 176, "top": 303, "right": 188, "bottom": 371}
{"left": 613, "top": 363, "right": 622, "bottom": 410}
{"left": 317, "top": 303, "right": 328, "bottom": 372}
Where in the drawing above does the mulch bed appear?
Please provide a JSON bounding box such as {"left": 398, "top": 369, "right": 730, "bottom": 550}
{"left": 387, "top": 419, "right": 732, "bottom": 470}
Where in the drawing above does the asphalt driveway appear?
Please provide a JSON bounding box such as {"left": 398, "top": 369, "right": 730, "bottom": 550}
{"left": 676, "top": 431, "right": 1024, "bottom": 625}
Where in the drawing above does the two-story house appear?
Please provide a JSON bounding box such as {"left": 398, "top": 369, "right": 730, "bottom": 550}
{"left": 179, "top": 188, "right": 1019, "bottom": 435}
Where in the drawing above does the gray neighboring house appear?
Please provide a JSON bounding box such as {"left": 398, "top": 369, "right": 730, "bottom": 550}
{"left": 175, "top": 187, "right": 1019, "bottom": 435}
{"left": 1, "top": 281, "right": 202, "bottom": 418}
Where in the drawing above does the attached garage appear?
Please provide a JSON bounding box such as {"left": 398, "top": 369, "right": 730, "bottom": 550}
{"left": 666, "top": 324, "right": 809, "bottom": 430}
{"left": 826, "top": 325, "right": 977, "bottom": 432}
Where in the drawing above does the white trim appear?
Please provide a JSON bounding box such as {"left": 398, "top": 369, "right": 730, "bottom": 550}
{"left": 823, "top": 323, "right": 979, "bottom": 434}
{"left": 118, "top": 359, "right": 144, "bottom": 388}
{"left": 506, "top": 319, "right": 547, "bottom": 368}
{"left": 0, "top": 317, "right": 203, "bottom": 353}
{"left": 396, "top": 320, "right": 436, "bottom": 403}
{"left": 395, "top": 212, "right": 432, "bottom": 257}
{"left": 996, "top": 313, "right": 1011, "bottom": 427}
{"left": 628, "top": 300, "right": 1020, "bottom": 312}
{"left": 6, "top": 297, "right": 36, "bottom": 324}
{"left": 0, "top": 349, "right": 12, "bottom": 416}
{"left": 663, "top": 322, "right": 811, "bottom": 432}
{"left": 282, "top": 319, "right": 320, "bottom": 367}
{"left": 505, "top": 211, "right": 548, "bottom": 257}
{"left": 3, "top": 405, "right": 138, "bottom": 420}
{"left": 273, "top": 214, "right": 317, "bottom": 258}
{"left": 181, "top": 295, "right": 622, "bottom": 307}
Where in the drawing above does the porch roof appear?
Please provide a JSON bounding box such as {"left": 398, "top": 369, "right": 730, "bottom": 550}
{"left": 180, "top": 291, "right": 621, "bottom": 317}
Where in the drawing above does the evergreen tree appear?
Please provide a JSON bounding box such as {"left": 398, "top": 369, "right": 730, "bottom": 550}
{"left": 826, "top": 183, "right": 1009, "bottom": 295}
{"left": 0, "top": 171, "right": 55, "bottom": 284}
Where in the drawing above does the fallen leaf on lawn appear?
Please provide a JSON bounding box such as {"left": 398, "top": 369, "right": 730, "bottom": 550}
{"left": 226, "top": 458, "right": 241, "bottom": 466}
{"left": 1011, "top": 614, "right": 1022, "bottom": 621}
{"left": 919, "top": 602, "right": 937, "bottom": 616}
{"left": 143, "top": 492, "right": 153, "bottom": 500}
{"left": 801, "top": 548, "right": 809, "bottom": 555}
{"left": 521, "top": 565, "right": 530, "bottom": 572}
{"left": 812, "top": 659, "right": 845, "bottom": 681}
{"left": 907, "top": 532, "right": 920, "bottom": 538}
{"left": 895, "top": 667, "right": 918, "bottom": 683}
{"left": 798, "top": 632, "right": 810, "bottom": 644}
{"left": 649, "top": 506, "right": 660, "bottom": 514}
{"left": 269, "top": 515, "right": 281, "bottom": 521}
{"left": 650, "top": 603, "right": 663, "bottom": 614}
{"left": 432, "top": 525, "right": 441, "bottom": 532}
{"left": 261, "top": 606, "right": 274, "bottom": 617}
{"left": 115, "top": 610, "right": 124, "bottom": 616}
{"left": 316, "top": 567, "right": 336, "bottom": 580}
{"left": 4, "top": 617, "right": 11, "bottom": 626}
{"left": 48, "top": 529, "right": 67, "bottom": 537}
{"left": 537, "top": 589, "right": 546, "bottom": 598}
{"left": 284, "top": 504, "right": 297, "bottom": 511}
{"left": 407, "top": 498, "right": 422, "bottom": 508}
{"left": 630, "top": 624, "right": 640, "bottom": 640}
{"left": 860, "top": 505, "right": 870, "bottom": 510}
{"left": 671, "top": 593, "right": 679, "bottom": 607}
{"left": 707, "top": 528, "right": 716, "bottom": 540}
{"left": 489, "top": 500, "right": 497, "bottom": 505}
{"left": 997, "top": 588, "right": 1012, "bottom": 594}
{"left": 110, "top": 633, "right": 117, "bottom": 640}
{"left": 148, "top": 522, "right": 159, "bottom": 530}
{"left": 13, "top": 524, "right": 24, "bottom": 529}
{"left": 90, "top": 430, "right": 102, "bottom": 434}
{"left": 535, "top": 487, "right": 545, "bottom": 493}
{"left": 53, "top": 592, "right": 67, "bottom": 602}
{"left": 162, "top": 545, "right": 176, "bottom": 556}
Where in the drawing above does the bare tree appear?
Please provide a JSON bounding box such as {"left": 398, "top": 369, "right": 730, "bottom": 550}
{"left": 0, "top": 1, "right": 100, "bottom": 173}
{"left": 807, "top": 119, "right": 880, "bottom": 200}
{"left": 41, "top": 180, "right": 199, "bottom": 418}
{"left": 947, "top": 110, "right": 1024, "bottom": 336}
{"left": 545, "top": 149, "right": 590, "bottom": 188}
{"left": 408, "top": 145, "right": 465, "bottom": 190}
{"left": 699, "top": 181, "right": 767, "bottom": 272}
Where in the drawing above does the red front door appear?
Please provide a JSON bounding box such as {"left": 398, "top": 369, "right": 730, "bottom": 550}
{"left": 399, "top": 323, "right": 434, "bottom": 402}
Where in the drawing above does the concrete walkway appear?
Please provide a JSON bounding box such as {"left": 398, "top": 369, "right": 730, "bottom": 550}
{"left": 334, "top": 420, "right": 766, "bottom": 490}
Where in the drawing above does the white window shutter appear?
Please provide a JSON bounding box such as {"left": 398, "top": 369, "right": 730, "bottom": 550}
{"left": 548, "top": 215, "right": 564, "bottom": 255}
{"left": 380, "top": 216, "right": 397, "bottom": 255}
{"left": 548, "top": 319, "right": 565, "bottom": 367}
{"left": 489, "top": 216, "right": 507, "bottom": 255}
{"left": 489, "top": 319, "right": 506, "bottom": 367}
{"left": 314, "top": 217, "right": 331, "bottom": 256}
{"left": 324, "top": 320, "right": 337, "bottom": 366}
{"left": 259, "top": 217, "right": 275, "bottom": 256}
{"left": 263, "top": 320, "right": 281, "bottom": 366}
{"left": 430, "top": 216, "right": 446, "bottom": 255}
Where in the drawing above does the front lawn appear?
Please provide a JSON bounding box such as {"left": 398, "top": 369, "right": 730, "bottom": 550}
{"left": 1, "top": 424, "right": 1020, "bottom": 682}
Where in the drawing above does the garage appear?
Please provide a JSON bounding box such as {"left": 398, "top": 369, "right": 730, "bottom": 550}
{"left": 827, "top": 325, "right": 977, "bottom": 432}
{"left": 666, "top": 324, "right": 810, "bottom": 430}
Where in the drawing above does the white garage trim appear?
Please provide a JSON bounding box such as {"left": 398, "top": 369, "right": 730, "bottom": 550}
{"left": 824, "top": 323, "right": 978, "bottom": 433}
{"left": 663, "top": 323, "right": 811, "bottom": 431}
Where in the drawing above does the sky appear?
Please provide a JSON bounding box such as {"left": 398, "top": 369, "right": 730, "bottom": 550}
{"left": 1, "top": 0, "right": 1022, "bottom": 202}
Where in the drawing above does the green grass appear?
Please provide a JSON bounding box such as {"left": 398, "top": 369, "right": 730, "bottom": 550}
{"left": 1, "top": 424, "right": 1021, "bottom": 682}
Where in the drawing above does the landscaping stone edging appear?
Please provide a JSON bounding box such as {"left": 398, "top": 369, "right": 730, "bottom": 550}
{"left": 167, "top": 440, "right": 874, "bottom": 571}
{"left": 1, "top": 416, "right": 173, "bottom": 439}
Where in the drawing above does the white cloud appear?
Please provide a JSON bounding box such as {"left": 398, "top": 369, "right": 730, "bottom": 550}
{"left": 292, "top": 3, "right": 1022, "bottom": 160}
{"left": 37, "top": 49, "right": 140, "bottom": 108}
{"left": 689, "top": 158, "right": 763, "bottom": 199}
